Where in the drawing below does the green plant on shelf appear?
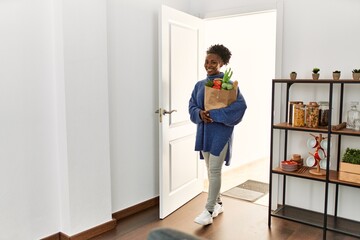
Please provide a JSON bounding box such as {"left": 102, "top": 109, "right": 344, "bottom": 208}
{"left": 342, "top": 148, "right": 360, "bottom": 165}
{"left": 352, "top": 69, "right": 360, "bottom": 73}
{"left": 312, "top": 68, "right": 320, "bottom": 74}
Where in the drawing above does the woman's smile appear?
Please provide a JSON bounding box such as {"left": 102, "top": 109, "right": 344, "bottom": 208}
{"left": 204, "top": 53, "right": 223, "bottom": 76}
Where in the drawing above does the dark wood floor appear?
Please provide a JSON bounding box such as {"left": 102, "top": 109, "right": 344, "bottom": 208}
{"left": 91, "top": 193, "right": 359, "bottom": 240}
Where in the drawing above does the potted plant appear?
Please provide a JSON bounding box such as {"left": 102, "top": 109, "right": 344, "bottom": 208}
{"left": 312, "top": 68, "right": 320, "bottom": 80}
{"left": 352, "top": 69, "right": 360, "bottom": 80}
{"left": 339, "top": 148, "right": 360, "bottom": 183}
{"left": 332, "top": 70, "right": 341, "bottom": 80}
{"left": 290, "top": 71, "right": 297, "bottom": 80}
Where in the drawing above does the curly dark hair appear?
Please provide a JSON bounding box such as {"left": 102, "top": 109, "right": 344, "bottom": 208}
{"left": 206, "top": 44, "right": 232, "bottom": 65}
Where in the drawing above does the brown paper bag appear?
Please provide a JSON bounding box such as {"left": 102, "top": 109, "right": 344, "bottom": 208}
{"left": 204, "top": 86, "right": 237, "bottom": 111}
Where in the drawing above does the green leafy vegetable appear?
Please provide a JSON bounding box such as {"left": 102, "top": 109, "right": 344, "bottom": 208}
{"left": 223, "top": 68, "right": 233, "bottom": 83}
{"left": 205, "top": 79, "right": 214, "bottom": 87}
{"left": 342, "top": 148, "right": 360, "bottom": 165}
{"left": 204, "top": 68, "right": 235, "bottom": 90}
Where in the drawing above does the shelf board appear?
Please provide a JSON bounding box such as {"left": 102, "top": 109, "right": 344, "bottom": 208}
{"left": 332, "top": 128, "right": 360, "bottom": 136}
{"left": 272, "top": 205, "right": 360, "bottom": 237}
{"left": 272, "top": 205, "right": 324, "bottom": 227}
{"left": 273, "top": 122, "right": 328, "bottom": 132}
{"left": 273, "top": 122, "right": 360, "bottom": 136}
{"left": 273, "top": 79, "right": 360, "bottom": 84}
{"left": 327, "top": 215, "right": 360, "bottom": 237}
{"left": 272, "top": 166, "right": 329, "bottom": 182}
{"left": 329, "top": 172, "right": 360, "bottom": 188}
{"left": 273, "top": 167, "right": 360, "bottom": 188}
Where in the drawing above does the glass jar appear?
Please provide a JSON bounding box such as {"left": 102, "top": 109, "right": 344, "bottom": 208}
{"left": 292, "top": 103, "right": 305, "bottom": 127}
{"left": 306, "top": 102, "right": 319, "bottom": 128}
{"left": 355, "top": 119, "right": 360, "bottom": 131}
{"left": 288, "top": 101, "right": 303, "bottom": 125}
{"left": 318, "top": 101, "right": 329, "bottom": 127}
{"left": 346, "top": 101, "right": 360, "bottom": 129}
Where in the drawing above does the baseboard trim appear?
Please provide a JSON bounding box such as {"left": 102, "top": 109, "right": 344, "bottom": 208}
{"left": 41, "top": 219, "right": 116, "bottom": 240}
{"left": 42, "top": 196, "right": 159, "bottom": 240}
{"left": 41, "top": 233, "right": 60, "bottom": 240}
{"left": 112, "top": 196, "right": 159, "bottom": 221}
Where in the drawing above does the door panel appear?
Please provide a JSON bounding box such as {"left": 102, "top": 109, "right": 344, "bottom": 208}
{"left": 170, "top": 24, "right": 198, "bottom": 124}
{"left": 170, "top": 135, "right": 198, "bottom": 192}
{"left": 159, "top": 5, "right": 204, "bottom": 219}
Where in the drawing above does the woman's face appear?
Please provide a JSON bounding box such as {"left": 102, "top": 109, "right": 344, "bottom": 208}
{"left": 204, "top": 53, "right": 223, "bottom": 76}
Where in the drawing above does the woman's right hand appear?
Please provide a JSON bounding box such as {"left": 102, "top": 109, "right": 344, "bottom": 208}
{"left": 200, "top": 110, "right": 213, "bottom": 123}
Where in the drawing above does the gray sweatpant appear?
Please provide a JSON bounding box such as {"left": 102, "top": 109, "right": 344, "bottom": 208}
{"left": 202, "top": 143, "right": 228, "bottom": 212}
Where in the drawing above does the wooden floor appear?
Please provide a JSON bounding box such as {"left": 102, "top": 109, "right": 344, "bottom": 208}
{"left": 90, "top": 159, "right": 358, "bottom": 240}
{"left": 90, "top": 192, "right": 358, "bottom": 240}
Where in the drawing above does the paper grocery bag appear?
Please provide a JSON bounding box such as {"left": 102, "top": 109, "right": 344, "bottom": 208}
{"left": 204, "top": 86, "right": 237, "bottom": 111}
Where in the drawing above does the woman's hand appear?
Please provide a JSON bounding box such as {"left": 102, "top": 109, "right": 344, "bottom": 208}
{"left": 200, "top": 110, "right": 213, "bottom": 123}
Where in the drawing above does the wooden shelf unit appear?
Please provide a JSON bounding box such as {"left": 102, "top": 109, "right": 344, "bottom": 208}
{"left": 268, "top": 79, "right": 360, "bottom": 239}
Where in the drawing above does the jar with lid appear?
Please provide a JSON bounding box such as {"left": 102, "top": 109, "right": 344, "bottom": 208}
{"left": 292, "top": 103, "right": 305, "bottom": 127}
{"left": 306, "top": 102, "right": 319, "bottom": 128}
{"left": 346, "top": 101, "right": 360, "bottom": 129}
{"left": 288, "top": 101, "right": 303, "bottom": 125}
{"left": 318, "top": 101, "right": 329, "bottom": 127}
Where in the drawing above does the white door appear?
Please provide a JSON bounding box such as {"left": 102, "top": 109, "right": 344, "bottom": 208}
{"left": 158, "top": 5, "right": 204, "bottom": 219}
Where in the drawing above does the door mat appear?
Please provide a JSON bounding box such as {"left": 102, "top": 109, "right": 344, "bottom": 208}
{"left": 221, "top": 180, "right": 269, "bottom": 202}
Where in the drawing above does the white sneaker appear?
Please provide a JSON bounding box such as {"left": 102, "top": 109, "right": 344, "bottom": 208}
{"left": 212, "top": 203, "right": 224, "bottom": 218}
{"left": 194, "top": 210, "right": 213, "bottom": 225}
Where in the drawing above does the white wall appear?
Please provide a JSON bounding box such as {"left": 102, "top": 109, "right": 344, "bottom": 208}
{"left": 191, "top": 0, "right": 277, "bottom": 18}
{"left": 0, "top": 0, "right": 113, "bottom": 238}
{"left": 58, "top": 0, "right": 112, "bottom": 235}
{"left": 280, "top": 0, "right": 360, "bottom": 221}
{"left": 0, "top": 1, "right": 60, "bottom": 239}
{"left": 1, "top": 0, "right": 360, "bottom": 239}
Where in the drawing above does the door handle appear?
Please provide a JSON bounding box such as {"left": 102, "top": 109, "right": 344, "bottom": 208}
{"left": 155, "top": 108, "right": 177, "bottom": 123}
{"left": 163, "top": 109, "right": 177, "bottom": 115}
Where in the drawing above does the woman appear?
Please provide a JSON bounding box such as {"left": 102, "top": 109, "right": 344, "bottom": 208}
{"left": 188, "top": 44, "right": 247, "bottom": 225}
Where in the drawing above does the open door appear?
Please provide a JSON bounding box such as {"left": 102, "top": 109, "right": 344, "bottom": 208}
{"left": 157, "top": 5, "right": 204, "bottom": 219}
